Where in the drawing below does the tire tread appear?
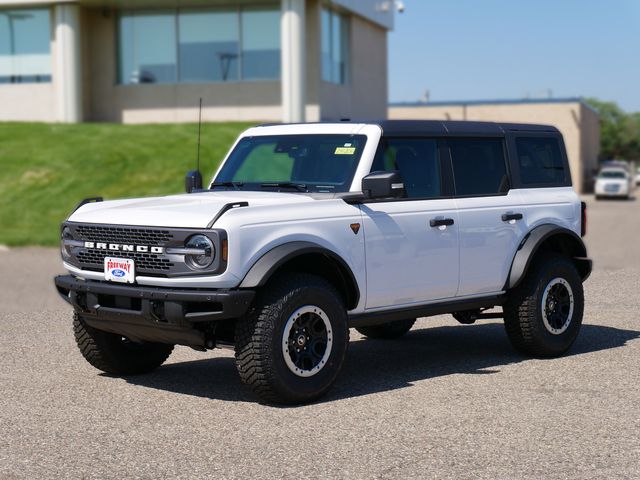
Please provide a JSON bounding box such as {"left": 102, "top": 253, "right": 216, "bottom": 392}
{"left": 504, "top": 252, "right": 584, "bottom": 357}
{"left": 73, "top": 313, "right": 173, "bottom": 375}
{"left": 235, "top": 273, "right": 348, "bottom": 404}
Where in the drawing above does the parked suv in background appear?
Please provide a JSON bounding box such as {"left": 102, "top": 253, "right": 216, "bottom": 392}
{"left": 55, "top": 121, "right": 591, "bottom": 404}
{"left": 595, "top": 167, "right": 633, "bottom": 199}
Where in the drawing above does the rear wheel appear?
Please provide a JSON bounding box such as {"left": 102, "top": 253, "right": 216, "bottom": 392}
{"left": 503, "top": 253, "right": 584, "bottom": 357}
{"left": 73, "top": 313, "right": 174, "bottom": 375}
{"left": 356, "top": 319, "right": 416, "bottom": 339}
{"left": 234, "top": 273, "right": 349, "bottom": 404}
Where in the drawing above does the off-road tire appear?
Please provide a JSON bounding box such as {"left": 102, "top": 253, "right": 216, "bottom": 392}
{"left": 356, "top": 319, "right": 416, "bottom": 339}
{"left": 234, "top": 273, "right": 349, "bottom": 404}
{"left": 503, "top": 252, "right": 584, "bottom": 357}
{"left": 73, "top": 313, "right": 174, "bottom": 375}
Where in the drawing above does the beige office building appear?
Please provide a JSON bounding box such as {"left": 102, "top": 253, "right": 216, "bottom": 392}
{"left": 0, "top": 0, "right": 392, "bottom": 124}
{"left": 389, "top": 98, "right": 600, "bottom": 193}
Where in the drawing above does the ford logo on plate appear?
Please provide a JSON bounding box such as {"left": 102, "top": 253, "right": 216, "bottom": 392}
{"left": 112, "top": 269, "right": 126, "bottom": 278}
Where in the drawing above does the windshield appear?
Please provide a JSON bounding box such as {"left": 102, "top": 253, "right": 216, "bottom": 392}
{"left": 599, "top": 170, "right": 626, "bottom": 179}
{"left": 213, "top": 134, "right": 367, "bottom": 193}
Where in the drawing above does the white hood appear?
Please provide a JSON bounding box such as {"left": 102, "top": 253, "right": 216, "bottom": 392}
{"left": 68, "top": 191, "right": 315, "bottom": 228}
{"left": 596, "top": 178, "right": 627, "bottom": 187}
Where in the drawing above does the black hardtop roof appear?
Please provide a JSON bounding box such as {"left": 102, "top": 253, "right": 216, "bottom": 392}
{"left": 375, "top": 120, "right": 559, "bottom": 137}
{"left": 258, "top": 120, "right": 559, "bottom": 137}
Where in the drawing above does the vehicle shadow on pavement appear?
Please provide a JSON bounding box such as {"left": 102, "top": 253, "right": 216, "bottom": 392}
{"left": 327, "top": 322, "right": 639, "bottom": 403}
{"left": 118, "top": 322, "right": 639, "bottom": 405}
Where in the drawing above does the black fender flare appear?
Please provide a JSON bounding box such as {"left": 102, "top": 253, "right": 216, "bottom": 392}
{"left": 506, "top": 224, "right": 592, "bottom": 290}
{"left": 239, "top": 241, "right": 361, "bottom": 309}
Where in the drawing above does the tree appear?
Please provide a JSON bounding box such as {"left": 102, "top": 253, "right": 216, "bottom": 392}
{"left": 586, "top": 98, "right": 640, "bottom": 162}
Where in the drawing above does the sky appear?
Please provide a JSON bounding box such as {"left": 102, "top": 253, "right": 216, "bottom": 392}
{"left": 388, "top": 0, "right": 640, "bottom": 112}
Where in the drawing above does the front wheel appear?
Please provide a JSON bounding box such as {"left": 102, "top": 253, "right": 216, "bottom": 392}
{"left": 503, "top": 253, "right": 584, "bottom": 357}
{"left": 234, "top": 274, "right": 349, "bottom": 404}
{"left": 73, "top": 313, "right": 174, "bottom": 375}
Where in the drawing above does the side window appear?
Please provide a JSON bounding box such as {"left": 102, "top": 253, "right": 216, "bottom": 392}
{"left": 515, "top": 137, "right": 566, "bottom": 185}
{"left": 449, "top": 138, "right": 509, "bottom": 196}
{"left": 371, "top": 138, "right": 441, "bottom": 198}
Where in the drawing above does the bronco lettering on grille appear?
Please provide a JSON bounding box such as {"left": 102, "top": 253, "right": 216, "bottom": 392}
{"left": 83, "top": 241, "right": 164, "bottom": 254}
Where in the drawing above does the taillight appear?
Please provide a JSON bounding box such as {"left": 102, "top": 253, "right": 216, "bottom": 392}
{"left": 581, "top": 201, "right": 587, "bottom": 237}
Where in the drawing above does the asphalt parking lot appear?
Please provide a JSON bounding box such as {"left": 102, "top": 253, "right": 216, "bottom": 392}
{"left": 1, "top": 196, "right": 639, "bottom": 480}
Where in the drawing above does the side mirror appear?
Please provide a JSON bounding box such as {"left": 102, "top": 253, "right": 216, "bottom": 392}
{"left": 362, "top": 171, "right": 405, "bottom": 199}
{"left": 185, "top": 170, "right": 203, "bottom": 193}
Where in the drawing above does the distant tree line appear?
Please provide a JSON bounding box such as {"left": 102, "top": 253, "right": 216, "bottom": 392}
{"left": 587, "top": 98, "right": 640, "bottom": 162}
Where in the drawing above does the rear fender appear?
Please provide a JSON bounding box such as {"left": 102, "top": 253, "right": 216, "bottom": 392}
{"left": 506, "top": 224, "right": 592, "bottom": 290}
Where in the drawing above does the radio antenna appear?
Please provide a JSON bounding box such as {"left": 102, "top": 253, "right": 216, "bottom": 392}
{"left": 196, "top": 97, "right": 203, "bottom": 172}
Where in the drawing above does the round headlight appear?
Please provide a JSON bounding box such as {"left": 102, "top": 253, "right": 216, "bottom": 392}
{"left": 184, "top": 235, "right": 215, "bottom": 270}
{"left": 61, "top": 226, "right": 73, "bottom": 260}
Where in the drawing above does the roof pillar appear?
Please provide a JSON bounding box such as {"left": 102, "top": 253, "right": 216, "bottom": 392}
{"left": 54, "top": 2, "right": 82, "bottom": 123}
{"left": 281, "top": 0, "right": 306, "bottom": 123}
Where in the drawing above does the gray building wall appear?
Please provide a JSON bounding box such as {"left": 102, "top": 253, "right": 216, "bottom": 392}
{"left": 0, "top": 0, "right": 390, "bottom": 123}
{"left": 84, "top": 6, "right": 284, "bottom": 123}
{"left": 319, "top": 12, "right": 387, "bottom": 120}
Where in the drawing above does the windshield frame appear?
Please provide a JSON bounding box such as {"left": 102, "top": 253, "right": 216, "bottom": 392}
{"left": 598, "top": 170, "right": 627, "bottom": 179}
{"left": 211, "top": 133, "right": 369, "bottom": 193}
{"left": 209, "top": 124, "right": 383, "bottom": 193}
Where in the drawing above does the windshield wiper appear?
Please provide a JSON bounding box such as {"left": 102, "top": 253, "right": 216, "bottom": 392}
{"left": 260, "top": 182, "right": 308, "bottom": 192}
{"left": 210, "top": 181, "right": 245, "bottom": 190}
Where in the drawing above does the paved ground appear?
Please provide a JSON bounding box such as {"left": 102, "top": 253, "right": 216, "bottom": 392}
{"left": 1, "top": 196, "right": 639, "bottom": 479}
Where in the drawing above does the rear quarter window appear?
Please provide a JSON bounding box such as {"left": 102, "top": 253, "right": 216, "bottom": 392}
{"left": 515, "top": 137, "right": 567, "bottom": 186}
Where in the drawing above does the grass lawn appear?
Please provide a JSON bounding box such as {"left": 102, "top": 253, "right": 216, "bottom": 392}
{"left": 0, "top": 122, "right": 252, "bottom": 246}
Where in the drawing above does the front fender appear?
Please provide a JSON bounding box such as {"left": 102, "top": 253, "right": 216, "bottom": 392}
{"left": 238, "top": 241, "right": 361, "bottom": 308}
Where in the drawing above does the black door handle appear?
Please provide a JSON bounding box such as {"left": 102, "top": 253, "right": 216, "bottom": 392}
{"left": 502, "top": 212, "right": 523, "bottom": 222}
{"left": 430, "top": 218, "right": 455, "bottom": 227}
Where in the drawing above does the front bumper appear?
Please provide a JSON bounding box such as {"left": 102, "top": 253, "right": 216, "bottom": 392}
{"left": 54, "top": 275, "right": 254, "bottom": 348}
{"left": 595, "top": 185, "right": 629, "bottom": 197}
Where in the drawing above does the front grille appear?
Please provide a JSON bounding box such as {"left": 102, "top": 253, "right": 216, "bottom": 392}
{"left": 75, "top": 225, "right": 173, "bottom": 246}
{"left": 71, "top": 224, "right": 176, "bottom": 276}
{"left": 77, "top": 250, "right": 174, "bottom": 272}
{"left": 65, "top": 222, "right": 226, "bottom": 278}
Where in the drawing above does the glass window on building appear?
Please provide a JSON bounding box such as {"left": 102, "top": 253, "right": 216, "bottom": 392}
{"left": 321, "top": 8, "right": 349, "bottom": 85}
{"left": 0, "top": 8, "right": 51, "bottom": 84}
{"left": 118, "top": 11, "right": 177, "bottom": 84}
{"left": 178, "top": 9, "right": 239, "bottom": 82}
{"left": 241, "top": 8, "right": 280, "bottom": 80}
{"left": 118, "top": 7, "right": 280, "bottom": 85}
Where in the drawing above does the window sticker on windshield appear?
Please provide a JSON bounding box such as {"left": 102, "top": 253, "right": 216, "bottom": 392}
{"left": 335, "top": 147, "right": 356, "bottom": 155}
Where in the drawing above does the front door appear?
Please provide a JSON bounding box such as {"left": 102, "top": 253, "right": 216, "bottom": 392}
{"left": 361, "top": 137, "right": 460, "bottom": 309}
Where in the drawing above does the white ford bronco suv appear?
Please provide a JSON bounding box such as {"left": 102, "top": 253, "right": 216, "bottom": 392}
{"left": 55, "top": 120, "right": 592, "bottom": 404}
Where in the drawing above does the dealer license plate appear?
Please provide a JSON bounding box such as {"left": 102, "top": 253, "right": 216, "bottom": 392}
{"left": 104, "top": 257, "right": 135, "bottom": 284}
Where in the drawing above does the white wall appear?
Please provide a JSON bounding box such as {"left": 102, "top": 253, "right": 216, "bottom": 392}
{"left": 0, "top": 83, "right": 56, "bottom": 121}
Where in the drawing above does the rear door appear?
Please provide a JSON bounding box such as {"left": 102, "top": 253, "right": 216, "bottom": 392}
{"left": 446, "top": 137, "right": 527, "bottom": 296}
{"left": 361, "top": 137, "right": 460, "bottom": 309}
{"left": 507, "top": 132, "right": 580, "bottom": 235}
